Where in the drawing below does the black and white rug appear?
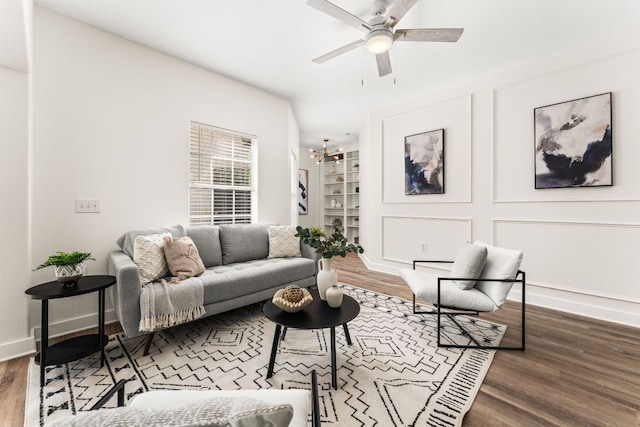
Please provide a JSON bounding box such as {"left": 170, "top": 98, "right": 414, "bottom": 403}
{"left": 26, "top": 285, "right": 505, "bottom": 426}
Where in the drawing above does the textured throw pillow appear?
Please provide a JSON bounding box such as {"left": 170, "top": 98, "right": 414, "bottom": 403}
{"left": 51, "top": 397, "right": 294, "bottom": 427}
{"left": 163, "top": 236, "right": 206, "bottom": 283}
{"left": 450, "top": 242, "right": 488, "bottom": 290}
{"left": 134, "top": 233, "right": 171, "bottom": 286}
{"left": 268, "top": 226, "right": 302, "bottom": 259}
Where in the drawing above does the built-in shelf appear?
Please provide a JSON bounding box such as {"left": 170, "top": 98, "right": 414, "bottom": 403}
{"left": 323, "top": 150, "right": 359, "bottom": 243}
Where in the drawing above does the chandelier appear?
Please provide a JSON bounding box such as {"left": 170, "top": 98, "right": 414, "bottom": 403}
{"left": 309, "top": 139, "right": 343, "bottom": 164}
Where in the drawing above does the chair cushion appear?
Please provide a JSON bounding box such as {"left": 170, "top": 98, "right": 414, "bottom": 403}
{"left": 473, "top": 241, "right": 523, "bottom": 307}
{"left": 450, "top": 243, "right": 488, "bottom": 290}
{"left": 51, "top": 397, "right": 294, "bottom": 427}
{"left": 130, "top": 389, "right": 309, "bottom": 427}
{"left": 400, "top": 268, "right": 497, "bottom": 312}
{"left": 268, "top": 225, "right": 301, "bottom": 258}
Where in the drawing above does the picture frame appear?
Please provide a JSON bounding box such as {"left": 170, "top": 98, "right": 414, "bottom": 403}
{"left": 298, "top": 169, "right": 309, "bottom": 214}
{"left": 404, "top": 128, "right": 445, "bottom": 195}
{"left": 534, "top": 92, "right": 612, "bottom": 189}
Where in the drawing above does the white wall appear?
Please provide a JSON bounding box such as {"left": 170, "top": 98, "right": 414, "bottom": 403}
{"left": 0, "top": 0, "right": 33, "bottom": 361}
{"left": 361, "top": 36, "right": 640, "bottom": 328}
{"left": 25, "top": 7, "right": 297, "bottom": 342}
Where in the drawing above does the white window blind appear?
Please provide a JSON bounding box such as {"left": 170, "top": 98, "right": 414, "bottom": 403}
{"left": 189, "top": 122, "right": 257, "bottom": 225}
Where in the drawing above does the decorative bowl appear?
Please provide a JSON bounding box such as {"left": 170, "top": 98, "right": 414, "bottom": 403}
{"left": 272, "top": 286, "right": 313, "bottom": 313}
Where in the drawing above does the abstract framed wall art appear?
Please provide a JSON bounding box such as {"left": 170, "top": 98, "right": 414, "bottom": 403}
{"left": 534, "top": 92, "right": 612, "bottom": 189}
{"left": 405, "top": 128, "right": 444, "bottom": 195}
{"left": 298, "top": 169, "right": 308, "bottom": 214}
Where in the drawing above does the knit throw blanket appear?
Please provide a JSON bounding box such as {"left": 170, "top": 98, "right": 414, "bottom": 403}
{"left": 139, "top": 277, "right": 206, "bottom": 332}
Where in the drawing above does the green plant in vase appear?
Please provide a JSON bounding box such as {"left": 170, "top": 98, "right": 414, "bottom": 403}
{"left": 35, "top": 251, "right": 95, "bottom": 285}
{"left": 296, "top": 218, "right": 363, "bottom": 301}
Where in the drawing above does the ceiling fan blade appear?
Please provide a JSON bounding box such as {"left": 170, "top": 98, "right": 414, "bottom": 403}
{"left": 312, "top": 39, "right": 365, "bottom": 63}
{"left": 385, "top": 0, "right": 418, "bottom": 27}
{"left": 307, "top": 0, "right": 370, "bottom": 31}
{"left": 376, "top": 51, "right": 393, "bottom": 77}
{"left": 395, "top": 28, "right": 464, "bottom": 42}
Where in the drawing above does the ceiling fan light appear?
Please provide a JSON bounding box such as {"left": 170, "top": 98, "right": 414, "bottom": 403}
{"left": 365, "top": 29, "right": 393, "bottom": 54}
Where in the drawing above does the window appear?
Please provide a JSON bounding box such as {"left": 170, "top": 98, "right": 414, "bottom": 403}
{"left": 189, "top": 122, "right": 257, "bottom": 225}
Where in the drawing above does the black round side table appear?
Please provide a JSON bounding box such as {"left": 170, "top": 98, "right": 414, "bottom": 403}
{"left": 263, "top": 288, "right": 360, "bottom": 389}
{"left": 25, "top": 275, "right": 116, "bottom": 387}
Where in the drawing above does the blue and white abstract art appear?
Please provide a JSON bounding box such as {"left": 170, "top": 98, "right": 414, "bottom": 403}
{"left": 405, "top": 129, "right": 445, "bottom": 195}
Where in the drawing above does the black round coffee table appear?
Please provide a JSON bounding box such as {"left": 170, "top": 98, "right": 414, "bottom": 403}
{"left": 263, "top": 287, "right": 360, "bottom": 389}
{"left": 25, "top": 275, "right": 116, "bottom": 387}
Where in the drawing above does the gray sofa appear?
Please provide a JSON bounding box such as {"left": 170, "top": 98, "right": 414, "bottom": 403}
{"left": 108, "top": 223, "right": 318, "bottom": 341}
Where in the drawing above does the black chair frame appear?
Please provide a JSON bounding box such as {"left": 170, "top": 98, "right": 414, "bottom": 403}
{"left": 411, "top": 260, "right": 526, "bottom": 351}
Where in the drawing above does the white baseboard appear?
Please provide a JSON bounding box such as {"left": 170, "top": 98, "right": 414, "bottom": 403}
{"left": 0, "top": 337, "right": 36, "bottom": 363}
{"left": 32, "top": 308, "right": 119, "bottom": 342}
{"left": 364, "top": 259, "right": 640, "bottom": 329}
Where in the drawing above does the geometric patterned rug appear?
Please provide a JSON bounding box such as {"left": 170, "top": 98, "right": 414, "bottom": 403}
{"left": 25, "top": 284, "right": 505, "bottom": 427}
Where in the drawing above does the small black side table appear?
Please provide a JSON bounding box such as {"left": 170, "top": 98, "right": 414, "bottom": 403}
{"left": 25, "top": 275, "right": 116, "bottom": 387}
{"left": 263, "top": 288, "right": 360, "bottom": 389}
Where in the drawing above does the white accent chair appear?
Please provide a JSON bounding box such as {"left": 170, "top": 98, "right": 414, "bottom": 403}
{"left": 400, "top": 241, "right": 526, "bottom": 351}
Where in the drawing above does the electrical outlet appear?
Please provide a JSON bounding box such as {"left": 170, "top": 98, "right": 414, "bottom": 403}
{"left": 75, "top": 199, "right": 101, "bottom": 213}
{"left": 420, "top": 242, "right": 427, "bottom": 252}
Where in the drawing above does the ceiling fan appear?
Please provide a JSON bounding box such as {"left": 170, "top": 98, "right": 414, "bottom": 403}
{"left": 307, "top": 0, "right": 464, "bottom": 77}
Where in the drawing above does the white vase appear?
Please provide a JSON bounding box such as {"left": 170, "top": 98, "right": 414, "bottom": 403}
{"left": 317, "top": 257, "right": 337, "bottom": 301}
{"left": 326, "top": 285, "right": 343, "bottom": 308}
{"left": 55, "top": 263, "right": 86, "bottom": 285}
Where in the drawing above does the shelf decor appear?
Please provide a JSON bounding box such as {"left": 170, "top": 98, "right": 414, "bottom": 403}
{"left": 405, "top": 129, "right": 445, "bottom": 195}
{"left": 534, "top": 92, "right": 612, "bottom": 189}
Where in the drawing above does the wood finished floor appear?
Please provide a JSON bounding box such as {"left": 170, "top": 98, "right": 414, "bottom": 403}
{"left": 2, "top": 253, "right": 638, "bottom": 426}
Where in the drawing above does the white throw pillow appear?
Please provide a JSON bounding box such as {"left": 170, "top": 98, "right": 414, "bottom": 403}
{"left": 473, "top": 240, "right": 523, "bottom": 307}
{"left": 450, "top": 243, "right": 488, "bottom": 290}
{"left": 268, "top": 226, "right": 302, "bottom": 258}
{"left": 134, "top": 233, "right": 171, "bottom": 286}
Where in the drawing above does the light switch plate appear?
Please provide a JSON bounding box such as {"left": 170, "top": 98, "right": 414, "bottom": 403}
{"left": 75, "top": 199, "right": 101, "bottom": 213}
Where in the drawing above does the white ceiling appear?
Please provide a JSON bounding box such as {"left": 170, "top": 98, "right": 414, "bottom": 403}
{"left": 34, "top": 0, "right": 640, "bottom": 149}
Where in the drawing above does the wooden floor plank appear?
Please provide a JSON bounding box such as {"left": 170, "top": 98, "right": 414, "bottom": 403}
{"left": 2, "top": 253, "right": 638, "bottom": 426}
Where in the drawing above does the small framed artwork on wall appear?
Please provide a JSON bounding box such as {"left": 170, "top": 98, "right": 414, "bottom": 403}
{"left": 534, "top": 92, "right": 612, "bottom": 189}
{"left": 405, "top": 128, "right": 444, "bottom": 195}
{"left": 298, "top": 169, "right": 308, "bottom": 214}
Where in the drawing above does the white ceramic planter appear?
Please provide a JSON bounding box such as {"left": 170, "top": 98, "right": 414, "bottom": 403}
{"left": 317, "top": 257, "right": 337, "bottom": 301}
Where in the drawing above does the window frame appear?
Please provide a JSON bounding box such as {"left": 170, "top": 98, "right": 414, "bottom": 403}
{"left": 188, "top": 121, "right": 258, "bottom": 225}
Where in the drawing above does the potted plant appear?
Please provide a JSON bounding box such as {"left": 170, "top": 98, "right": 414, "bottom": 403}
{"left": 35, "top": 251, "right": 95, "bottom": 285}
{"left": 296, "top": 219, "right": 363, "bottom": 302}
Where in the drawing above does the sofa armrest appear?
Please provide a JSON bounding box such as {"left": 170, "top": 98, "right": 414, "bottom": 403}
{"left": 108, "top": 250, "right": 144, "bottom": 338}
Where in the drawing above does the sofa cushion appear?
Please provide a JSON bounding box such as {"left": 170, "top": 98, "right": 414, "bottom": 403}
{"left": 473, "top": 241, "right": 523, "bottom": 307}
{"left": 186, "top": 225, "right": 223, "bottom": 268}
{"left": 268, "top": 225, "right": 301, "bottom": 258}
{"left": 134, "top": 233, "right": 171, "bottom": 286}
{"left": 117, "top": 225, "right": 186, "bottom": 258}
{"left": 450, "top": 243, "right": 488, "bottom": 290}
{"left": 201, "top": 258, "right": 315, "bottom": 305}
{"left": 50, "top": 397, "right": 293, "bottom": 427}
{"left": 219, "top": 224, "right": 270, "bottom": 265}
{"left": 163, "top": 236, "right": 206, "bottom": 283}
